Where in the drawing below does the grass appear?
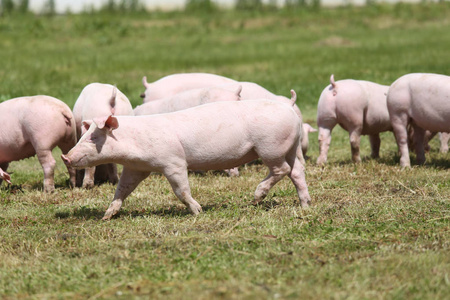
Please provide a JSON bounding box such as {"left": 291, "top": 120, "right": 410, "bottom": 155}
{"left": 0, "top": 3, "right": 449, "bottom": 299}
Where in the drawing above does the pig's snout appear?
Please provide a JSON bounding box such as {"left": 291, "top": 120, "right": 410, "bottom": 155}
{"left": 61, "top": 154, "right": 71, "bottom": 166}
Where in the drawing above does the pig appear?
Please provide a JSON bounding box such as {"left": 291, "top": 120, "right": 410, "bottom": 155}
{"left": 62, "top": 99, "right": 311, "bottom": 220}
{"left": 140, "top": 73, "right": 236, "bottom": 102}
{"left": 73, "top": 83, "right": 134, "bottom": 188}
{"left": 141, "top": 74, "right": 311, "bottom": 157}
{"left": 387, "top": 73, "right": 450, "bottom": 167}
{"left": 134, "top": 86, "right": 242, "bottom": 116}
{"left": 0, "top": 95, "right": 77, "bottom": 192}
{"left": 316, "top": 74, "right": 390, "bottom": 165}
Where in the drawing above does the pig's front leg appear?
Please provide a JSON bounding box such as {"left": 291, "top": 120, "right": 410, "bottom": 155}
{"left": 82, "top": 167, "right": 96, "bottom": 189}
{"left": 36, "top": 149, "right": 56, "bottom": 192}
{"left": 369, "top": 134, "right": 381, "bottom": 159}
{"left": 102, "top": 167, "right": 150, "bottom": 220}
{"left": 439, "top": 132, "right": 449, "bottom": 153}
{"left": 164, "top": 166, "right": 202, "bottom": 215}
{"left": 0, "top": 163, "right": 10, "bottom": 185}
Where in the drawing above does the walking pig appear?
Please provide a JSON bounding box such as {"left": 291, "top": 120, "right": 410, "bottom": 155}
{"left": 62, "top": 100, "right": 311, "bottom": 220}
{"left": 387, "top": 73, "right": 450, "bottom": 167}
{"left": 73, "top": 83, "right": 134, "bottom": 188}
{"left": 141, "top": 74, "right": 312, "bottom": 157}
{"left": 316, "top": 75, "right": 390, "bottom": 164}
{"left": 0, "top": 95, "right": 77, "bottom": 192}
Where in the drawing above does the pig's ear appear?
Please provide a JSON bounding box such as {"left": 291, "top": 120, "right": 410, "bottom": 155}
{"left": 82, "top": 120, "right": 93, "bottom": 133}
{"left": 94, "top": 115, "right": 119, "bottom": 131}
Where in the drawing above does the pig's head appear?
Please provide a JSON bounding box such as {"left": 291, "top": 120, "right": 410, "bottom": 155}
{"left": 62, "top": 115, "right": 119, "bottom": 169}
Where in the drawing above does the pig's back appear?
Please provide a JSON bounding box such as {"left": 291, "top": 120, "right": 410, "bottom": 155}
{"left": 169, "top": 100, "right": 300, "bottom": 169}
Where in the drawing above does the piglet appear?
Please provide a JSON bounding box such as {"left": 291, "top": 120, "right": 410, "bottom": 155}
{"left": 73, "top": 83, "right": 134, "bottom": 188}
{"left": 0, "top": 95, "right": 77, "bottom": 192}
{"left": 387, "top": 73, "right": 450, "bottom": 167}
{"left": 317, "top": 74, "right": 390, "bottom": 164}
{"left": 62, "top": 99, "right": 311, "bottom": 220}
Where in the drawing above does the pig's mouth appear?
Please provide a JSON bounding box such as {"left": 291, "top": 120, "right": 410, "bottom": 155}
{"left": 61, "top": 154, "right": 89, "bottom": 169}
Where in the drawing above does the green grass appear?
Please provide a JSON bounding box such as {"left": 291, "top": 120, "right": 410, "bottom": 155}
{"left": 0, "top": 3, "right": 449, "bottom": 299}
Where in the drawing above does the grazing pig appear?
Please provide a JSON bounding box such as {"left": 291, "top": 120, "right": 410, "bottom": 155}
{"left": 134, "top": 86, "right": 242, "bottom": 116}
{"left": 387, "top": 73, "right": 450, "bottom": 167}
{"left": 73, "top": 83, "right": 134, "bottom": 188}
{"left": 316, "top": 75, "right": 390, "bottom": 165}
{"left": 0, "top": 95, "right": 77, "bottom": 192}
{"left": 141, "top": 73, "right": 236, "bottom": 102}
{"left": 62, "top": 100, "right": 311, "bottom": 220}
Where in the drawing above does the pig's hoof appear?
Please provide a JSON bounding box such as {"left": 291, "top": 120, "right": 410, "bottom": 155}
{"left": 301, "top": 200, "right": 311, "bottom": 208}
{"left": 102, "top": 211, "right": 116, "bottom": 221}
{"left": 44, "top": 186, "right": 55, "bottom": 193}
{"left": 82, "top": 181, "right": 95, "bottom": 189}
{"left": 189, "top": 203, "right": 202, "bottom": 215}
{"left": 251, "top": 199, "right": 262, "bottom": 206}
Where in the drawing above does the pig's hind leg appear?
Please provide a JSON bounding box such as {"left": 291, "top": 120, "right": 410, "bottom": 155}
{"left": 35, "top": 149, "right": 56, "bottom": 192}
{"left": 103, "top": 167, "right": 150, "bottom": 220}
{"left": 349, "top": 128, "right": 363, "bottom": 163}
{"left": 287, "top": 156, "right": 311, "bottom": 208}
{"left": 164, "top": 167, "right": 202, "bottom": 215}
{"left": 253, "top": 159, "right": 291, "bottom": 205}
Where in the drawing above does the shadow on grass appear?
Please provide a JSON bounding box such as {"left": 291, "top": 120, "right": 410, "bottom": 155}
{"left": 54, "top": 198, "right": 282, "bottom": 221}
{"left": 55, "top": 206, "right": 105, "bottom": 220}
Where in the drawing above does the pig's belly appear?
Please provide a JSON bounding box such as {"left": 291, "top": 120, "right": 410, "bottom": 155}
{"left": 0, "top": 143, "right": 36, "bottom": 163}
{"left": 186, "top": 149, "right": 259, "bottom": 171}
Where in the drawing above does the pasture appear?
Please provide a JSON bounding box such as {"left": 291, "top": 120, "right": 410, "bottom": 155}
{"left": 0, "top": 3, "right": 449, "bottom": 299}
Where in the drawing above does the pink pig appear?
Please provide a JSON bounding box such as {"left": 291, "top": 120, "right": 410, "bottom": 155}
{"left": 387, "top": 73, "right": 450, "bottom": 167}
{"left": 0, "top": 95, "right": 77, "bottom": 191}
{"left": 134, "top": 86, "right": 242, "bottom": 115}
{"left": 317, "top": 75, "right": 390, "bottom": 165}
{"left": 62, "top": 100, "right": 311, "bottom": 220}
{"left": 141, "top": 73, "right": 311, "bottom": 157}
{"left": 141, "top": 73, "right": 236, "bottom": 102}
{"left": 73, "top": 83, "right": 134, "bottom": 188}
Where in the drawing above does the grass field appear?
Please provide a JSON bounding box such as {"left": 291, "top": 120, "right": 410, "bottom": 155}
{"left": 0, "top": 3, "right": 449, "bottom": 299}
